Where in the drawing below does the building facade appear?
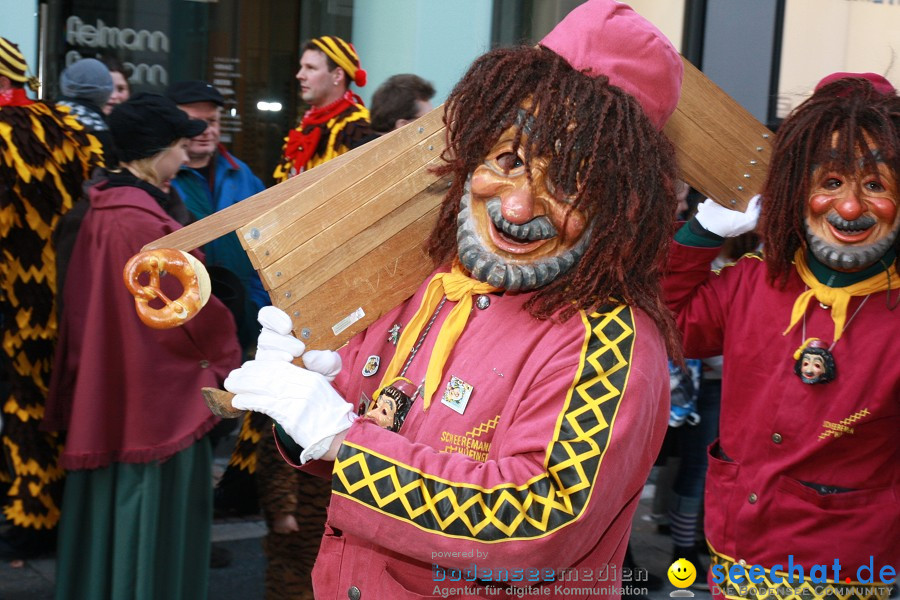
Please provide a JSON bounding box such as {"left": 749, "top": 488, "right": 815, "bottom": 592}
{"left": 2, "top": 0, "right": 899, "bottom": 184}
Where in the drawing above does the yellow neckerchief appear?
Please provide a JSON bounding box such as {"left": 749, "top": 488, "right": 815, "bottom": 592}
{"left": 784, "top": 249, "right": 899, "bottom": 343}
{"left": 376, "top": 262, "right": 500, "bottom": 410}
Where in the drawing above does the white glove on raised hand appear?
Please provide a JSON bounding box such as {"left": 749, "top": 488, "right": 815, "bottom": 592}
{"left": 253, "top": 307, "right": 342, "bottom": 380}
{"left": 694, "top": 194, "right": 761, "bottom": 238}
{"left": 223, "top": 306, "right": 354, "bottom": 462}
{"left": 224, "top": 359, "right": 356, "bottom": 462}
{"left": 255, "top": 306, "right": 305, "bottom": 362}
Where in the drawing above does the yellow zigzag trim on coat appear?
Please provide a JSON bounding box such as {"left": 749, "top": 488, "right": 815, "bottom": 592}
{"left": 4, "top": 394, "right": 47, "bottom": 421}
{"left": 226, "top": 411, "right": 264, "bottom": 472}
{"left": 2, "top": 438, "right": 63, "bottom": 479}
{"left": 332, "top": 304, "right": 635, "bottom": 541}
{"left": 466, "top": 415, "right": 500, "bottom": 439}
{"left": 4, "top": 501, "right": 60, "bottom": 529}
{"left": 309, "top": 106, "right": 370, "bottom": 169}
{"left": 1, "top": 102, "right": 100, "bottom": 532}
{"left": 273, "top": 104, "right": 370, "bottom": 180}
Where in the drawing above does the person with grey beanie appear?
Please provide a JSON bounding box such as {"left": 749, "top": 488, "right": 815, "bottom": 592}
{"left": 56, "top": 58, "right": 116, "bottom": 162}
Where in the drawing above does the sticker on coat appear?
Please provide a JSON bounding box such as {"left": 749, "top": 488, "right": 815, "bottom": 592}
{"left": 441, "top": 375, "right": 473, "bottom": 415}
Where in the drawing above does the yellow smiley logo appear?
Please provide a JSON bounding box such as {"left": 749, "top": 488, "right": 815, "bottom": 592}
{"left": 668, "top": 558, "right": 697, "bottom": 588}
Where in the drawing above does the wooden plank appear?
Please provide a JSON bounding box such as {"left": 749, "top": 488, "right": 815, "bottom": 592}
{"left": 266, "top": 173, "right": 449, "bottom": 311}
{"left": 257, "top": 156, "right": 444, "bottom": 291}
{"left": 141, "top": 104, "right": 445, "bottom": 253}
{"left": 276, "top": 186, "right": 445, "bottom": 350}
{"left": 235, "top": 107, "right": 446, "bottom": 264}
{"left": 663, "top": 56, "right": 773, "bottom": 211}
{"left": 244, "top": 129, "right": 445, "bottom": 278}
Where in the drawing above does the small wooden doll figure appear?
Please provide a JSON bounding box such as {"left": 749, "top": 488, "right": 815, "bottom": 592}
{"left": 365, "top": 377, "right": 416, "bottom": 432}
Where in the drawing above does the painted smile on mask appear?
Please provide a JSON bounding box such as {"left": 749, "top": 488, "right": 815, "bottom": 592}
{"left": 457, "top": 186, "right": 592, "bottom": 291}
{"left": 485, "top": 198, "right": 558, "bottom": 248}
{"left": 825, "top": 213, "right": 877, "bottom": 240}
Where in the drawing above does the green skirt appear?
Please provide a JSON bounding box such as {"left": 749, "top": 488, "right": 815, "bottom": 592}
{"left": 55, "top": 437, "right": 213, "bottom": 600}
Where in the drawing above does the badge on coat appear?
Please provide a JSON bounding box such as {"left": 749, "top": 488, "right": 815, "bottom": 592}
{"left": 362, "top": 355, "right": 380, "bottom": 377}
{"left": 388, "top": 323, "right": 401, "bottom": 345}
{"left": 441, "top": 375, "right": 473, "bottom": 415}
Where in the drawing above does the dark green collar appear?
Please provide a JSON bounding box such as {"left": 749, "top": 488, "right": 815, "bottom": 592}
{"left": 805, "top": 248, "right": 896, "bottom": 287}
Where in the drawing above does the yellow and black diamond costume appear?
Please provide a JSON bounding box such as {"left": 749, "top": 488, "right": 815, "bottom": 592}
{"left": 0, "top": 96, "right": 102, "bottom": 546}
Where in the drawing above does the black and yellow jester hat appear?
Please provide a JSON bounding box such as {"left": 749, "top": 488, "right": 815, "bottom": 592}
{"left": 0, "top": 36, "right": 40, "bottom": 91}
{"left": 310, "top": 35, "right": 367, "bottom": 87}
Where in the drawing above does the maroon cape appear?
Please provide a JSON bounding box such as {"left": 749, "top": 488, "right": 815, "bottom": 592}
{"left": 45, "top": 180, "right": 242, "bottom": 470}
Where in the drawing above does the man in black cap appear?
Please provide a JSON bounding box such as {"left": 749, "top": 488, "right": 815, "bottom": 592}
{"left": 166, "top": 80, "right": 267, "bottom": 348}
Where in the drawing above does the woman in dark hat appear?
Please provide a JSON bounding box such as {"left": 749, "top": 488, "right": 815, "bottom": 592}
{"left": 45, "top": 93, "right": 242, "bottom": 600}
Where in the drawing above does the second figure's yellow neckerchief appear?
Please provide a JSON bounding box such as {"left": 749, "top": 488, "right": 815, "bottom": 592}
{"left": 784, "top": 249, "right": 899, "bottom": 343}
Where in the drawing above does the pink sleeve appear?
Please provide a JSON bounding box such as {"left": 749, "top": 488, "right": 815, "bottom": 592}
{"left": 663, "top": 241, "right": 745, "bottom": 358}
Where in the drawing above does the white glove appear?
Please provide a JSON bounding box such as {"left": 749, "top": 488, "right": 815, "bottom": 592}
{"left": 225, "top": 360, "right": 356, "bottom": 462}
{"left": 254, "top": 307, "right": 342, "bottom": 380}
{"left": 255, "top": 306, "right": 305, "bottom": 362}
{"left": 301, "top": 350, "right": 342, "bottom": 382}
{"left": 694, "top": 194, "right": 761, "bottom": 238}
{"left": 224, "top": 306, "right": 355, "bottom": 462}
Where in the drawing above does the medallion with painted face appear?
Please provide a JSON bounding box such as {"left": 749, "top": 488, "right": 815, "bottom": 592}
{"left": 456, "top": 123, "right": 591, "bottom": 291}
{"left": 793, "top": 345, "right": 836, "bottom": 385}
{"left": 804, "top": 134, "right": 900, "bottom": 272}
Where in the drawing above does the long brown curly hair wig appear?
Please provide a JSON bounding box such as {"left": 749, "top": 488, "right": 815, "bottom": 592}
{"left": 760, "top": 77, "right": 900, "bottom": 285}
{"left": 425, "top": 45, "right": 682, "bottom": 357}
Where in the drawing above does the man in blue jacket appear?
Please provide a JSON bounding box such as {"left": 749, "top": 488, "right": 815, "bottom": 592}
{"left": 166, "top": 80, "right": 268, "bottom": 350}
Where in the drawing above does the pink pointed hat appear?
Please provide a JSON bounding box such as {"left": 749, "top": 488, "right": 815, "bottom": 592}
{"left": 539, "top": 0, "right": 683, "bottom": 130}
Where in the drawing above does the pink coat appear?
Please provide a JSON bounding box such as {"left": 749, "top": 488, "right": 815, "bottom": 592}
{"left": 664, "top": 241, "right": 899, "bottom": 578}
{"left": 292, "top": 271, "right": 670, "bottom": 599}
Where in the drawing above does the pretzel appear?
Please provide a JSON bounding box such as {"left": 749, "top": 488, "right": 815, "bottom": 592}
{"left": 123, "top": 248, "right": 211, "bottom": 329}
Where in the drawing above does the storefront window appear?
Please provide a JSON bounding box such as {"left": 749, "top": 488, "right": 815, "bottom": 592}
{"left": 491, "top": 0, "right": 586, "bottom": 46}
{"left": 43, "top": 0, "right": 354, "bottom": 185}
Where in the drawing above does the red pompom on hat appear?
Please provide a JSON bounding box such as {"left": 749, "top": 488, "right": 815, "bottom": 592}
{"left": 539, "top": 0, "right": 683, "bottom": 130}
{"left": 814, "top": 71, "right": 896, "bottom": 96}
{"left": 354, "top": 68, "right": 367, "bottom": 88}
